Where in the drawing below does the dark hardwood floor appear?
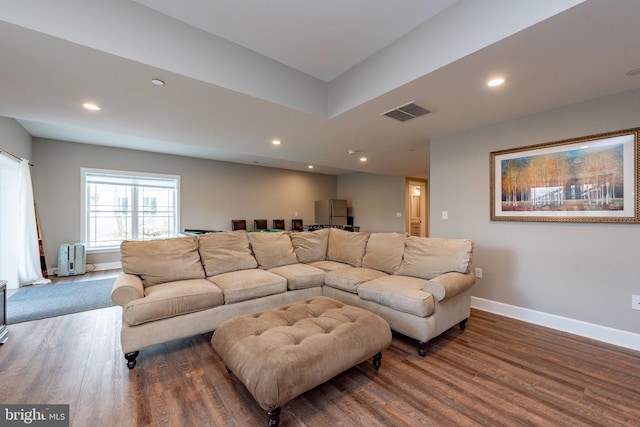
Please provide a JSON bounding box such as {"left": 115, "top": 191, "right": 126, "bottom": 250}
{"left": 1, "top": 272, "right": 638, "bottom": 426}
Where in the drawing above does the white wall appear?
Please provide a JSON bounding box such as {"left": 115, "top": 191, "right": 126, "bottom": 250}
{"left": 0, "top": 116, "right": 32, "bottom": 160}
{"left": 430, "top": 88, "right": 640, "bottom": 337}
{"left": 31, "top": 138, "right": 337, "bottom": 267}
{"left": 338, "top": 172, "right": 407, "bottom": 232}
{"left": 31, "top": 139, "right": 413, "bottom": 272}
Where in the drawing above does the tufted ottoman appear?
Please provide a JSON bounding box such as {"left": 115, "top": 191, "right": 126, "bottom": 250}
{"left": 211, "top": 296, "right": 392, "bottom": 426}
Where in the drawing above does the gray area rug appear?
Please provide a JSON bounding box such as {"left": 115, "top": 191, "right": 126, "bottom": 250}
{"left": 7, "top": 278, "right": 116, "bottom": 324}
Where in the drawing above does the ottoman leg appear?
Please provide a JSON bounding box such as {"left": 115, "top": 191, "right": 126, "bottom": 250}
{"left": 267, "top": 407, "right": 281, "bottom": 427}
{"left": 373, "top": 352, "right": 383, "bottom": 371}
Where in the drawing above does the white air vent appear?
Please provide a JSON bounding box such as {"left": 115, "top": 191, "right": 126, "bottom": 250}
{"left": 382, "top": 102, "right": 430, "bottom": 122}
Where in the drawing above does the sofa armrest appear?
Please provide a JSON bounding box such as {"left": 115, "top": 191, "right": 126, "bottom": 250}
{"left": 111, "top": 272, "right": 144, "bottom": 307}
{"left": 423, "top": 271, "right": 475, "bottom": 302}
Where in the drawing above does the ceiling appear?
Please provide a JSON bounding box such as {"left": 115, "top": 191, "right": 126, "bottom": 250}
{"left": 1, "top": 0, "right": 640, "bottom": 178}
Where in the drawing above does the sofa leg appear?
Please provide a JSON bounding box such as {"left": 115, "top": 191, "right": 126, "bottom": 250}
{"left": 125, "top": 351, "right": 139, "bottom": 369}
{"left": 267, "top": 407, "right": 281, "bottom": 427}
{"left": 418, "top": 341, "right": 427, "bottom": 357}
{"left": 459, "top": 318, "right": 468, "bottom": 330}
{"left": 372, "top": 352, "right": 382, "bottom": 370}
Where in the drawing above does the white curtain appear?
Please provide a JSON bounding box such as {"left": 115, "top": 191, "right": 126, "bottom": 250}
{"left": 0, "top": 154, "right": 19, "bottom": 289}
{"left": 17, "top": 159, "right": 50, "bottom": 286}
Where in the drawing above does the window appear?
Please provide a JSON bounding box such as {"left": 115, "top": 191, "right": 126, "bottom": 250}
{"left": 81, "top": 169, "right": 180, "bottom": 251}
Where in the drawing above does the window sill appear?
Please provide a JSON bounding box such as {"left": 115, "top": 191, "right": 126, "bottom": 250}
{"left": 86, "top": 246, "right": 121, "bottom": 254}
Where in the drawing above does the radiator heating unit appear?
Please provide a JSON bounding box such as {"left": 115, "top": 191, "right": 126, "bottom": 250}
{"left": 57, "top": 243, "right": 86, "bottom": 276}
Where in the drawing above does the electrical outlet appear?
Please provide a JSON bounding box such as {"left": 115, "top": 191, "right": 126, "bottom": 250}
{"left": 632, "top": 294, "right": 640, "bottom": 311}
{"left": 475, "top": 268, "right": 483, "bottom": 279}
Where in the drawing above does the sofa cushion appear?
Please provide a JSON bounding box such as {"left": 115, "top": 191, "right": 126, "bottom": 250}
{"left": 324, "top": 267, "right": 388, "bottom": 294}
{"left": 198, "top": 231, "right": 258, "bottom": 277}
{"left": 268, "top": 263, "right": 326, "bottom": 290}
{"left": 362, "top": 232, "right": 407, "bottom": 274}
{"left": 208, "top": 269, "right": 287, "bottom": 304}
{"left": 396, "top": 237, "right": 474, "bottom": 280}
{"left": 120, "top": 236, "right": 205, "bottom": 287}
{"left": 123, "top": 279, "right": 223, "bottom": 326}
{"left": 308, "top": 260, "right": 352, "bottom": 272}
{"left": 326, "top": 228, "right": 369, "bottom": 267}
{"left": 357, "top": 276, "right": 434, "bottom": 318}
{"left": 290, "top": 228, "right": 329, "bottom": 263}
{"left": 249, "top": 231, "right": 298, "bottom": 269}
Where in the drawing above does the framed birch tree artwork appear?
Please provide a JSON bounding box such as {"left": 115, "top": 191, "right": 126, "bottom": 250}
{"left": 490, "top": 127, "right": 640, "bottom": 223}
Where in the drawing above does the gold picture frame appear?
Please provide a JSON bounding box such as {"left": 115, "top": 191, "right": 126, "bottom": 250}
{"left": 490, "top": 127, "right": 640, "bottom": 223}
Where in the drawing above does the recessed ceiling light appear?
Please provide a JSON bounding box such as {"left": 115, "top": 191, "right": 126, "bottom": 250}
{"left": 308, "top": 165, "right": 314, "bottom": 169}
{"left": 82, "top": 103, "right": 101, "bottom": 111}
{"left": 272, "top": 140, "right": 281, "bottom": 145}
{"left": 487, "top": 77, "right": 506, "bottom": 87}
{"left": 359, "top": 157, "right": 367, "bottom": 162}
{"left": 151, "top": 78, "right": 165, "bottom": 86}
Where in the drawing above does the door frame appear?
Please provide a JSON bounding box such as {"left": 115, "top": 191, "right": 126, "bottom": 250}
{"left": 405, "top": 177, "right": 428, "bottom": 237}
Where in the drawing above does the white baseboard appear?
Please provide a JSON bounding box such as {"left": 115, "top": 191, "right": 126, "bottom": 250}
{"left": 471, "top": 296, "right": 640, "bottom": 352}
{"left": 92, "top": 261, "right": 122, "bottom": 271}
{"left": 47, "top": 261, "right": 122, "bottom": 276}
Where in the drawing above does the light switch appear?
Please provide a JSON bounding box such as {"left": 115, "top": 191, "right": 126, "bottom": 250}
{"left": 442, "top": 210, "right": 448, "bottom": 220}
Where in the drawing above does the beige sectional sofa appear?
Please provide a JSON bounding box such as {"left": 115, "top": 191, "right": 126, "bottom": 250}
{"left": 111, "top": 228, "right": 475, "bottom": 368}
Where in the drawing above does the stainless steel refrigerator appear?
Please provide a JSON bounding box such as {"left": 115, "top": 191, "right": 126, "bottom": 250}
{"left": 315, "top": 199, "right": 348, "bottom": 225}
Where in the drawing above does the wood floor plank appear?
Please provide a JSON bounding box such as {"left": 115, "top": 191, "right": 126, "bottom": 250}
{"left": 72, "top": 309, "right": 117, "bottom": 426}
{"left": 453, "top": 323, "right": 637, "bottom": 425}
{"left": 1, "top": 285, "right": 639, "bottom": 427}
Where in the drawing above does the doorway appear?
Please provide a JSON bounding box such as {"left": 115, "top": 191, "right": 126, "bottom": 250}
{"left": 405, "top": 178, "right": 427, "bottom": 237}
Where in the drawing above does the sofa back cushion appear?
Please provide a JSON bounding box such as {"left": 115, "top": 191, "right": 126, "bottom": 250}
{"left": 198, "top": 231, "right": 258, "bottom": 277}
{"left": 120, "top": 236, "right": 205, "bottom": 287}
{"left": 327, "top": 228, "right": 369, "bottom": 267}
{"left": 396, "top": 237, "right": 473, "bottom": 280}
{"left": 362, "top": 232, "right": 407, "bottom": 274}
{"left": 249, "top": 231, "right": 299, "bottom": 269}
{"left": 290, "top": 228, "right": 329, "bottom": 263}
